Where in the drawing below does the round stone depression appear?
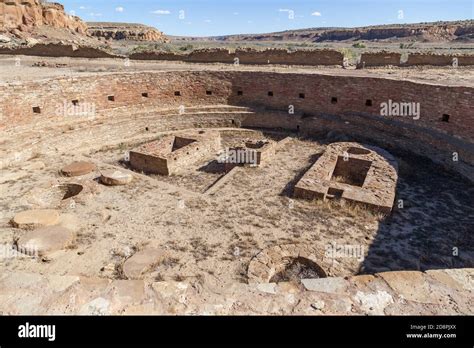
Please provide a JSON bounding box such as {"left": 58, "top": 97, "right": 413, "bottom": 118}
{"left": 247, "top": 244, "right": 332, "bottom": 284}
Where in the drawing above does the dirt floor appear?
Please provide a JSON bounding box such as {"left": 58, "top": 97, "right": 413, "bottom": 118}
{"left": 1, "top": 125, "right": 473, "bottom": 287}
{"left": 1, "top": 55, "right": 473, "bottom": 87}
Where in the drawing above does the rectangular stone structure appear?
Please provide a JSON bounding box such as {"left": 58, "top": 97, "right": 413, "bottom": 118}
{"left": 223, "top": 139, "right": 276, "bottom": 171}
{"left": 130, "top": 130, "right": 221, "bottom": 175}
{"left": 294, "top": 142, "right": 398, "bottom": 214}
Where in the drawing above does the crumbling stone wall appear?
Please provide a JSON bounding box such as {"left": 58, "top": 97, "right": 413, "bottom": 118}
{"left": 128, "top": 51, "right": 184, "bottom": 61}
{"left": 129, "top": 48, "right": 344, "bottom": 66}
{"left": 357, "top": 51, "right": 402, "bottom": 68}
{"left": 404, "top": 53, "right": 474, "bottom": 66}
{"left": 0, "top": 43, "right": 118, "bottom": 58}
{"left": 186, "top": 48, "right": 235, "bottom": 63}
{"left": 234, "top": 48, "right": 343, "bottom": 66}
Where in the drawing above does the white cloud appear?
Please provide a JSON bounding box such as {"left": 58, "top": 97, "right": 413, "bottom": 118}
{"left": 311, "top": 11, "right": 322, "bottom": 16}
{"left": 115, "top": 7, "right": 124, "bottom": 13}
{"left": 278, "top": 9, "right": 293, "bottom": 13}
{"left": 79, "top": 6, "right": 87, "bottom": 10}
{"left": 233, "top": 12, "right": 239, "bottom": 15}
{"left": 89, "top": 12, "right": 102, "bottom": 17}
{"left": 204, "top": 19, "right": 212, "bottom": 23}
{"left": 151, "top": 10, "right": 171, "bottom": 15}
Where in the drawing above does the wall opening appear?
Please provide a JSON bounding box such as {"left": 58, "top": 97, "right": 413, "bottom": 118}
{"left": 365, "top": 99, "right": 373, "bottom": 106}
{"left": 441, "top": 114, "right": 450, "bottom": 123}
{"left": 268, "top": 91, "right": 274, "bottom": 97}
{"left": 237, "top": 91, "right": 243, "bottom": 96}
{"left": 174, "top": 91, "right": 181, "bottom": 96}
{"left": 299, "top": 93, "right": 305, "bottom": 99}
{"left": 72, "top": 100, "right": 79, "bottom": 106}
{"left": 107, "top": 95, "right": 115, "bottom": 101}
{"left": 331, "top": 97, "right": 338, "bottom": 104}
{"left": 206, "top": 90, "right": 212, "bottom": 96}
{"left": 32, "top": 106, "right": 41, "bottom": 114}
{"left": 331, "top": 156, "right": 372, "bottom": 187}
{"left": 142, "top": 92, "right": 149, "bottom": 98}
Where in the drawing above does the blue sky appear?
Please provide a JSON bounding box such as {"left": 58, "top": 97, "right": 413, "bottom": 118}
{"left": 61, "top": 0, "right": 474, "bottom": 36}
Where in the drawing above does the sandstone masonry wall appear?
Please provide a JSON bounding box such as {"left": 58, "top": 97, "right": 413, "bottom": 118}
{"left": 357, "top": 51, "right": 402, "bottom": 68}
{"left": 129, "top": 48, "right": 344, "bottom": 66}
{"left": 1, "top": 70, "right": 473, "bottom": 181}
{"left": 0, "top": 43, "right": 118, "bottom": 58}
{"left": 404, "top": 53, "right": 474, "bottom": 66}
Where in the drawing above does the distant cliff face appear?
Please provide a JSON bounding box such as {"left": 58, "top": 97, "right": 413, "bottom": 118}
{"left": 315, "top": 24, "right": 473, "bottom": 42}
{"left": 0, "top": 0, "right": 88, "bottom": 35}
{"left": 87, "top": 23, "right": 170, "bottom": 42}
{"left": 209, "top": 21, "right": 474, "bottom": 43}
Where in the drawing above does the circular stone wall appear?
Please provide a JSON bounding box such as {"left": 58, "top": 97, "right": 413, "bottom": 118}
{"left": 247, "top": 244, "right": 335, "bottom": 284}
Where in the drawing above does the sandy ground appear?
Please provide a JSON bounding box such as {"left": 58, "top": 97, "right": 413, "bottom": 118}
{"left": 1, "top": 119, "right": 473, "bottom": 287}
{"left": 1, "top": 55, "right": 473, "bottom": 87}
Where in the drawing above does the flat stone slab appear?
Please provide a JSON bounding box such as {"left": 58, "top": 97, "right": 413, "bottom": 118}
{"left": 377, "top": 271, "right": 438, "bottom": 304}
{"left": 61, "top": 161, "right": 96, "bottom": 177}
{"left": 100, "top": 170, "right": 133, "bottom": 186}
{"left": 123, "top": 248, "right": 166, "bottom": 280}
{"left": 11, "top": 209, "right": 60, "bottom": 229}
{"left": 302, "top": 277, "right": 349, "bottom": 294}
{"left": 16, "top": 226, "right": 75, "bottom": 257}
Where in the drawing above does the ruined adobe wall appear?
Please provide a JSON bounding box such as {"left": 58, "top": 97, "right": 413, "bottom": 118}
{"left": 1, "top": 70, "right": 473, "bottom": 180}
{"left": 404, "top": 53, "right": 474, "bottom": 66}
{"left": 357, "top": 51, "right": 402, "bottom": 68}
{"left": 0, "top": 43, "right": 118, "bottom": 58}
{"left": 129, "top": 48, "right": 344, "bottom": 66}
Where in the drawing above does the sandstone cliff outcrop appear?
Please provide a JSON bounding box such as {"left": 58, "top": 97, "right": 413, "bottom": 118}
{"left": 87, "top": 22, "right": 169, "bottom": 42}
{"left": 0, "top": 0, "right": 88, "bottom": 35}
{"left": 211, "top": 20, "right": 474, "bottom": 43}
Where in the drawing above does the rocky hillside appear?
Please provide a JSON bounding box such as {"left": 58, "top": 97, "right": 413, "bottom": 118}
{"left": 87, "top": 22, "right": 169, "bottom": 42}
{"left": 0, "top": 0, "right": 88, "bottom": 37}
{"left": 205, "top": 20, "right": 474, "bottom": 43}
